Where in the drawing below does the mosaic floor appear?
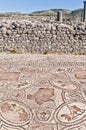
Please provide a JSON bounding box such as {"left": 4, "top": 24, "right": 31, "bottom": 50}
{"left": 0, "top": 54, "right": 86, "bottom": 130}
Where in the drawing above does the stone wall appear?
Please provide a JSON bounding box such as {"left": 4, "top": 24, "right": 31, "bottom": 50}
{"left": 0, "top": 19, "right": 86, "bottom": 54}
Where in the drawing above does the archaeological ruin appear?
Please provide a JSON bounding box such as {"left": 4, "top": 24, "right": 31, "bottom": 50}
{"left": 0, "top": 1, "right": 86, "bottom": 54}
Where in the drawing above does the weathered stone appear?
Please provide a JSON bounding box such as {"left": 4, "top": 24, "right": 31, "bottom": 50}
{"left": 83, "top": 0, "right": 86, "bottom": 22}
{"left": 0, "top": 20, "right": 86, "bottom": 54}
{"left": 56, "top": 11, "right": 63, "bottom": 22}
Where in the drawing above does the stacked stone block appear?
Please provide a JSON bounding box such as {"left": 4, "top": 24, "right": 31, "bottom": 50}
{"left": 0, "top": 20, "right": 86, "bottom": 54}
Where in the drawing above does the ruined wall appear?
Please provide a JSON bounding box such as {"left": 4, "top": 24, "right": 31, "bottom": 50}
{"left": 0, "top": 20, "right": 86, "bottom": 54}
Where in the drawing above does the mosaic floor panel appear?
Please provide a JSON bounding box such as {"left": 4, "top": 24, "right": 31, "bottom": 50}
{"left": 0, "top": 54, "right": 86, "bottom": 130}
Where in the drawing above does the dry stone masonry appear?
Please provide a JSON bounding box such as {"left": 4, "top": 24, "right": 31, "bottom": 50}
{"left": 0, "top": 19, "right": 86, "bottom": 54}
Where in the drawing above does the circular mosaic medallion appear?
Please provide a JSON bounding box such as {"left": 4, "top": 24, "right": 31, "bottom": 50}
{"left": 54, "top": 101, "right": 86, "bottom": 126}
{"left": 0, "top": 100, "right": 32, "bottom": 126}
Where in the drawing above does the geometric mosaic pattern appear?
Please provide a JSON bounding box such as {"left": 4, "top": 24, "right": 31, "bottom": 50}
{"left": 0, "top": 54, "right": 86, "bottom": 130}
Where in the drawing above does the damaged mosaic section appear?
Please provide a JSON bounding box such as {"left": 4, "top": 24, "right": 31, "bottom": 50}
{"left": 0, "top": 54, "right": 86, "bottom": 130}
